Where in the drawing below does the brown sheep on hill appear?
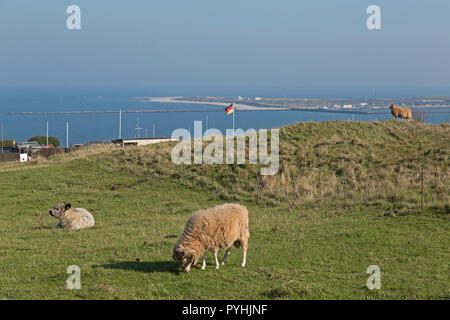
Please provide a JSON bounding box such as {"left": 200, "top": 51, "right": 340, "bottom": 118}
{"left": 389, "top": 104, "right": 412, "bottom": 121}
{"left": 172, "top": 203, "right": 249, "bottom": 272}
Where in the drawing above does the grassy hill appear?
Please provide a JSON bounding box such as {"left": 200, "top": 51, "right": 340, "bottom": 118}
{"left": 0, "top": 120, "right": 448, "bottom": 299}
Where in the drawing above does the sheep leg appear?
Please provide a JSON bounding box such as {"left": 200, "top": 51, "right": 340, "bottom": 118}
{"left": 213, "top": 250, "right": 220, "bottom": 269}
{"left": 201, "top": 255, "right": 206, "bottom": 270}
{"left": 241, "top": 245, "right": 247, "bottom": 267}
{"left": 221, "top": 247, "right": 232, "bottom": 266}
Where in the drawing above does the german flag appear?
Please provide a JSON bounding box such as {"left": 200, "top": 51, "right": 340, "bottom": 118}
{"left": 225, "top": 103, "right": 234, "bottom": 115}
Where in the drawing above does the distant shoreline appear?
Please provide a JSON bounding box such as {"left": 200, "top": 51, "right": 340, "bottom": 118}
{"left": 146, "top": 96, "right": 289, "bottom": 111}
{"left": 8, "top": 96, "right": 450, "bottom": 115}
{"left": 145, "top": 96, "right": 450, "bottom": 111}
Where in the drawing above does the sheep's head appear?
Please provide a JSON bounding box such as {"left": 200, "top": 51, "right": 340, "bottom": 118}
{"left": 49, "top": 202, "right": 71, "bottom": 219}
{"left": 172, "top": 244, "right": 196, "bottom": 273}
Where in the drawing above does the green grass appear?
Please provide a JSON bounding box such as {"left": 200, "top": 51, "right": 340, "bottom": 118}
{"left": 0, "top": 120, "right": 448, "bottom": 299}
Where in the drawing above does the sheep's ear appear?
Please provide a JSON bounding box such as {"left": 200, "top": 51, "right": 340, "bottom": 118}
{"left": 65, "top": 203, "right": 72, "bottom": 210}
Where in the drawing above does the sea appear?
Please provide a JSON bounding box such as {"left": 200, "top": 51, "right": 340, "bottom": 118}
{"left": 0, "top": 93, "right": 449, "bottom": 146}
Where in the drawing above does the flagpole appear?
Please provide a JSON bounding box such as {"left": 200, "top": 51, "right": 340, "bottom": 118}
{"left": 119, "top": 109, "right": 122, "bottom": 139}
{"left": 232, "top": 102, "right": 235, "bottom": 137}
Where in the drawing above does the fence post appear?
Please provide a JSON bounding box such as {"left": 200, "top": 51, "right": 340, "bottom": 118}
{"left": 343, "top": 169, "right": 347, "bottom": 207}
{"left": 420, "top": 163, "right": 424, "bottom": 216}
{"left": 184, "top": 164, "right": 189, "bottom": 185}
{"left": 256, "top": 172, "right": 262, "bottom": 203}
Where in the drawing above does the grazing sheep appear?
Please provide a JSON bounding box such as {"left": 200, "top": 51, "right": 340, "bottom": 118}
{"left": 172, "top": 203, "right": 249, "bottom": 272}
{"left": 389, "top": 104, "right": 412, "bottom": 121}
{"left": 49, "top": 202, "right": 95, "bottom": 230}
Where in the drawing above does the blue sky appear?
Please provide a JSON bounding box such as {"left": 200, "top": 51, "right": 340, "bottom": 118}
{"left": 0, "top": 0, "right": 449, "bottom": 97}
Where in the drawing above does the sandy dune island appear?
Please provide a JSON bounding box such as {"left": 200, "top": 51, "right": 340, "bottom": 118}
{"left": 145, "top": 97, "right": 288, "bottom": 111}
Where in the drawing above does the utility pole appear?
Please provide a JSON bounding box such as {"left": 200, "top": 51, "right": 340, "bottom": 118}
{"left": 1, "top": 123, "right": 3, "bottom": 153}
{"left": 46, "top": 121, "right": 49, "bottom": 146}
{"left": 206, "top": 115, "right": 208, "bottom": 131}
{"left": 135, "top": 118, "right": 142, "bottom": 138}
{"left": 153, "top": 124, "right": 155, "bottom": 138}
{"left": 119, "top": 109, "right": 122, "bottom": 139}
{"left": 66, "top": 122, "right": 69, "bottom": 148}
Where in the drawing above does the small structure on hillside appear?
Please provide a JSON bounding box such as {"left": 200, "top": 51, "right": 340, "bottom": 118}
{"left": 20, "top": 153, "right": 28, "bottom": 162}
{"left": 112, "top": 137, "right": 178, "bottom": 147}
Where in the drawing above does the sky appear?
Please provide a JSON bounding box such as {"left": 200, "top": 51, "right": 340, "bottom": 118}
{"left": 0, "top": 0, "right": 449, "bottom": 97}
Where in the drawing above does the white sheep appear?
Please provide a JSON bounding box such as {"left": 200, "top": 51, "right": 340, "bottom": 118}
{"left": 172, "top": 203, "right": 249, "bottom": 272}
{"left": 49, "top": 202, "right": 95, "bottom": 230}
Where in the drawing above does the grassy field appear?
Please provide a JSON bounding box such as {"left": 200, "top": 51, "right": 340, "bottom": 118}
{"left": 0, "top": 120, "right": 448, "bottom": 299}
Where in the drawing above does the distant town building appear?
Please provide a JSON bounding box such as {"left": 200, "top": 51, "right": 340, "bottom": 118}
{"left": 343, "top": 104, "right": 353, "bottom": 109}
{"left": 254, "top": 97, "right": 262, "bottom": 101}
